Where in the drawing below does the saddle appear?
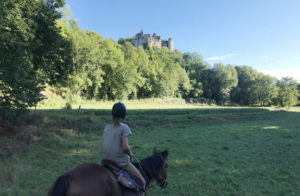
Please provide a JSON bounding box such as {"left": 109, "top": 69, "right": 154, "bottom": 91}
{"left": 101, "top": 159, "right": 144, "bottom": 195}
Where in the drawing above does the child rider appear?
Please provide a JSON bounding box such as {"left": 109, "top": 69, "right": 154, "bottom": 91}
{"left": 102, "top": 102, "right": 146, "bottom": 193}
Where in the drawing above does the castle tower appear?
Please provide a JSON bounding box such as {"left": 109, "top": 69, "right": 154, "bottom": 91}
{"left": 135, "top": 30, "right": 147, "bottom": 48}
{"left": 168, "top": 38, "right": 173, "bottom": 50}
{"left": 139, "top": 29, "right": 144, "bottom": 36}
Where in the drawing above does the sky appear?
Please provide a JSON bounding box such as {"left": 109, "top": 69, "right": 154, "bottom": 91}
{"left": 65, "top": 0, "right": 300, "bottom": 81}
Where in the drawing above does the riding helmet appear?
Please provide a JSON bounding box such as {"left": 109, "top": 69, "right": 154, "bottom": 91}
{"left": 112, "top": 102, "right": 127, "bottom": 119}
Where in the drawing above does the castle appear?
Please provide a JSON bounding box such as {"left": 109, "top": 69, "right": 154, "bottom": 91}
{"left": 134, "top": 30, "right": 173, "bottom": 50}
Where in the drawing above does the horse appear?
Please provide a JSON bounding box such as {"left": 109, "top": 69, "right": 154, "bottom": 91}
{"left": 47, "top": 148, "right": 169, "bottom": 196}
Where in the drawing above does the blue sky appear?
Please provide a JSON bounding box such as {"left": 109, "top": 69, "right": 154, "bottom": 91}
{"left": 65, "top": 0, "right": 300, "bottom": 81}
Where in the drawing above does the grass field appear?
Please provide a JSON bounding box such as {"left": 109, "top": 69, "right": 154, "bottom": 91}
{"left": 0, "top": 102, "right": 300, "bottom": 196}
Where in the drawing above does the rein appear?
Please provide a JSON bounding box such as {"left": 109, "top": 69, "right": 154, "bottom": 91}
{"left": 132, "top": 154, "right": 150, "bottom": 183}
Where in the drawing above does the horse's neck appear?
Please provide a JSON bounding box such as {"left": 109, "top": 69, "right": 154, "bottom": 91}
{"left": 134, "top": 154, "right": 162, "bottom": 187}
{"left": 135, "top": 161, "right": 151, "bottom": 184}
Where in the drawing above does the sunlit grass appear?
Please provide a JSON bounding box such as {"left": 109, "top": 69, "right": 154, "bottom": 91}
{"left": 36, "top": 96, "right": 215, "bottom": 109}
{"left": 263, "top": 126, "right": 279, "bottom": 130}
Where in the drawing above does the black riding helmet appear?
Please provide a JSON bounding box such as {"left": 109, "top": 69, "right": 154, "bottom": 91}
{"left": 112, "top": 102, "right": 127, "bottom": 119}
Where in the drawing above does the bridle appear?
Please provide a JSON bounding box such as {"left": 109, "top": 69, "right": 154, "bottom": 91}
{"left": 158, "top": 156, "right": 168, "bottom": 188}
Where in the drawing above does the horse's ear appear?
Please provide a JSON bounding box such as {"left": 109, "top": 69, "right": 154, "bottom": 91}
{"left": 162, "top": 150, "right": 169, "bottom": 158}
{"left": 153, "top": 147, "right": 158, "bottom": 154}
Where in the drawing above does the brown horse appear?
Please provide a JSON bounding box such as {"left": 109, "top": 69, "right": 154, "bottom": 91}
{"left": 48, "top": 148, "right": 169, "bottom": 196}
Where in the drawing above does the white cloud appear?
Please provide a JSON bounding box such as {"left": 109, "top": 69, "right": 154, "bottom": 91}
{"left": 206, "top": 53, "right": 239, "bottom": 61}
{"left": 261, "top": 69, "right": 300, "bottom": 82}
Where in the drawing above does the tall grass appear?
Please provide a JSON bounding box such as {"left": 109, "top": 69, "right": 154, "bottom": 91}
{"left": 37, "top": 94, "right": 200, "bottom": 110}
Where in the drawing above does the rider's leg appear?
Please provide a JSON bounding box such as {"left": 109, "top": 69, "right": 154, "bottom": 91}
{"left": 121, "top": 162, "right": 146, "bottom": 191}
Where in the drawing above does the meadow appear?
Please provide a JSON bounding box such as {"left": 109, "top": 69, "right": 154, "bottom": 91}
{"left": 0, "top": 101, "right": 299, "bottom": 196}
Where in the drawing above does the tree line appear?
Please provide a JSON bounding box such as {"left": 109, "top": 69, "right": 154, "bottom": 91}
{"left": 1, "top": 0, "right": 299, "bottom": 111}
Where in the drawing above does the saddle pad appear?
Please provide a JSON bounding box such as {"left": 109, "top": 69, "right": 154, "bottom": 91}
{"left": 99, "top": 162, "right": 140, "bottom": 190}
{"left": 117, "top": 170, "right": 140, "bottom": 190}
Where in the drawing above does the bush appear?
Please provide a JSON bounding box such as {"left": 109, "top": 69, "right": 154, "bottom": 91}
{"left": 64, "top": 103, "right": 72, "bottom": 110}
{"left": 63, "top": 92, "right": 82, "bottom": 105}
{"left": 186, "top": 97, "right": 215, "bottom": 105}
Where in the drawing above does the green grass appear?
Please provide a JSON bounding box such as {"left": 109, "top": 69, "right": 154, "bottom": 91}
{"left": 1, "top": 104, "right": 300, "bottom": 196}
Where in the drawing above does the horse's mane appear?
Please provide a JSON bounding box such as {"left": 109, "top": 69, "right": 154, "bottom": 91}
{"left": 133, "top": 153, "right": 163, "bottom": 180}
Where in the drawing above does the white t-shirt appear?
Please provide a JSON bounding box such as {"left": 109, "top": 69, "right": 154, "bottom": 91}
{"left": 102, "top": 123, "right": 132, "bottom": 167}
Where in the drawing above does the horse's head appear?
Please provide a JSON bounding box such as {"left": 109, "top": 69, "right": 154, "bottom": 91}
{"left": 153, "top": 147, "right": 169, "bottom": 188}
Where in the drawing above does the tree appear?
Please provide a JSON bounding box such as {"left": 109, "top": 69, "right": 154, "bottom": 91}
{"left": 145, "top": 47, "right": 190, "bottom": 98}
{"left": 201, "top": 64, "right": 238, "bottom": 105}
{"left": 273, "top": 77, "right": 299, "bottom": 107}
{"left": 118, "top": 37, "right": 136, "bottom": 46}
{"left": 0, "top": 0, "right": 70, "bottom": 110}
{"left": 181, "top": 52, "right": 207, "bottom": 102}
{"left": 97, "top": 39, "right": 126, "bottom": 100}
{"left": 119, "top": 41, "right": 142, "bottom": 98}
{"left": 231, "top": 66, "right": 259, "bottom": 105}
{"left": 59, "top": 21, "right": 105, "bottom": 99}
{"left": 249, "top": 74, "right": 277, "bottom": 106}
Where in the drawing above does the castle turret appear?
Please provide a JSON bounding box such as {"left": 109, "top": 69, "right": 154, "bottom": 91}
{"left": 168, "top": 38, "right": 173, "bottom": 50}
{"left": 135, "top": 30, "right": 144, "bottom": 38}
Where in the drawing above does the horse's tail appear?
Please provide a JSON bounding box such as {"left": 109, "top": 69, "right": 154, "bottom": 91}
{"left": 48, "top": 174, "right": 72, "bottom": 196}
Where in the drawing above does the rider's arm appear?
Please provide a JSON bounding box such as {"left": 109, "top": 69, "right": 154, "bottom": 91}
{"left": 122, "top": 137, "right": 132, "bottom": 159}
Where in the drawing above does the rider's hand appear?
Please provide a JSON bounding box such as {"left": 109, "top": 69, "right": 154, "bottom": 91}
{"left": 129, "top": 151, "right": 133, "bottom": 160}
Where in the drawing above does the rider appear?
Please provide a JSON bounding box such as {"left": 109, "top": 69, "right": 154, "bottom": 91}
{"left": 102, "top": 102, "right": 146, "bottom": 192}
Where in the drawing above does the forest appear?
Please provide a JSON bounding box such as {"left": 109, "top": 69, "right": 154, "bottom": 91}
{"left": 0, "top": 0, "right": 299, "bottom": 112}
